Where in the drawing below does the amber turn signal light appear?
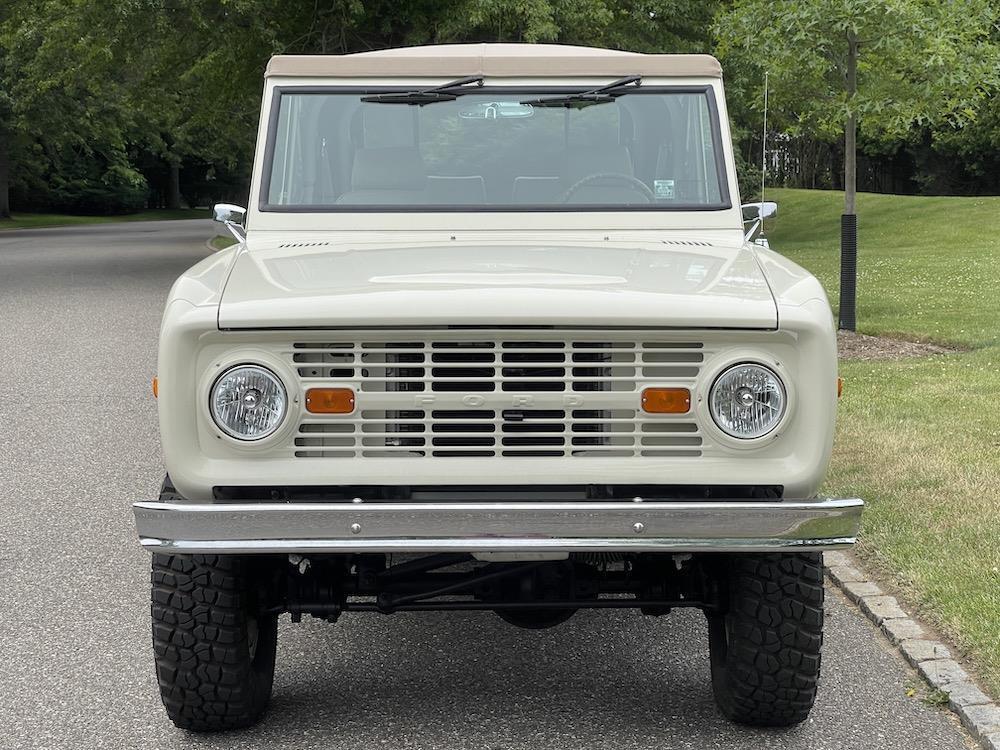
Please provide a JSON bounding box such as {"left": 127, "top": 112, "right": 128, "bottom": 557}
{"left": 152, "top": 376, "right": 158, "bottom": 399}
{"left": 641, "top": 387, "right": 691, "bottom": 414}
{"left": 305, "top": 388, "right": 355, "bottom": 414}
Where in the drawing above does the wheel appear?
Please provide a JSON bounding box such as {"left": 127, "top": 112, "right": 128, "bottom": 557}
{"left": 151, "top": 554, "right": 278, "bottom": 731}
{"left": 707, "top": 553, "right": 824, "bottom": 727}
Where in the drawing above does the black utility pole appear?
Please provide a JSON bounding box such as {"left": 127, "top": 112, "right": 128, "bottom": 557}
{"left": 839, "top": 31, "right": 859, "bottom": 331}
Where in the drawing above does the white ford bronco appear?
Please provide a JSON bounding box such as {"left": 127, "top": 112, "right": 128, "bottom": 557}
{"left": 134, "top": 44, "right": 863, "bottom": 732}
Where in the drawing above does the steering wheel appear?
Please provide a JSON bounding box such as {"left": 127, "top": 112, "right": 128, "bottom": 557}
{"left": 560, "top": 173, "right": 655, "bottom": 203}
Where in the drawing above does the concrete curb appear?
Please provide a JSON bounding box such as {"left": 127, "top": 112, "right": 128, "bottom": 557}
{"left": 825, "top": 551, "right": 1000, "bottom": 750}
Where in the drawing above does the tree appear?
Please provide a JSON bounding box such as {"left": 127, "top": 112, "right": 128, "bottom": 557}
{"left": 121, "top": 0, "right": 722, "bottom": 208}
{"left": 0, "top": 3, "right": 16, "bottom": 218}
{"left": 716, "top": 0, "right": 999, "bottom": 331}
{"left": 1, "top": 0, "right": 728, "bottom": 215}
{"left": 0, "top": 0, "right": 154, "bottom": 215}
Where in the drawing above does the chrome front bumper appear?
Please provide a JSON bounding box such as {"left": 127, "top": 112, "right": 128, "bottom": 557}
{"left": 133, "top": 496, "right": 863, "bottom": 554}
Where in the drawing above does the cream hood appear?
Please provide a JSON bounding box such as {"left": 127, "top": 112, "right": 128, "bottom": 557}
{"left": 216, "top": 239, "right": 777, "bottom": 330}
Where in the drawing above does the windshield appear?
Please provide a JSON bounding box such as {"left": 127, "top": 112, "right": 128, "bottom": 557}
{"left": 262, "top": 87, "right": 728, "bottom": 212}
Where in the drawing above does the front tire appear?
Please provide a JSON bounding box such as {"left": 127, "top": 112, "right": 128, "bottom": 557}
{"left": 151, "top": 554, "right": 277, "bottom": 731}
{"left": 707, "top": 553, "right": 824, "bottom": 727}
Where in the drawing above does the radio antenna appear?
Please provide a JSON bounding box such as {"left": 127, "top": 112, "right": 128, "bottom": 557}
{"left": 759, "top": 71, "right": 769, "bottom": 240}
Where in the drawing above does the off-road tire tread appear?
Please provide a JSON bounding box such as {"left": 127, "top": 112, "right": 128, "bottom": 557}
{"left": 151, "top": 554, "right": 275, "bottom": 731}
{"left": 710, "top": 553, "right": 824, "bottom": 727}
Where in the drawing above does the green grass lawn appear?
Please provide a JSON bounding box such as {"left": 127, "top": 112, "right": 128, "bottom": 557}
{"left": 768, "top": 188, "right": 1000, "bottom": 696}
{"left": 209, "top": 234, "right": 238, "bottom": 250}
{"left": 0, "top": 208, "right": 208, "bottom": 230}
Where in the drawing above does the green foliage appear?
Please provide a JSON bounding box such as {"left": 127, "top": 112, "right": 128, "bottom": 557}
{"left": 715, "top": 0, "right": 1000, "bottom": 143}
{"left": 2, "top": 0, "right": 1000, "bottom": 213}
{"left": 0, "top": 0, "right": 730, "bottom": 214}
{"left": 435, "top": 0, "right": 718, "bottom": 50}
{"left": 717, "top": 0, "right": 1000, "bottom": 326}
{"left": 734, "top": 147, "right": 762, "bottom": 202}
{"left": 0, "top": 0, "right": 151, "bottom": 212}
{"left": 439, "top": 0, "right": 561, "bottom": 41}
{"left": 45, "top": 166, "right": 149, "bottom": 215}
{"left": 921, "top": 688, "right": 951, "bottom": 709}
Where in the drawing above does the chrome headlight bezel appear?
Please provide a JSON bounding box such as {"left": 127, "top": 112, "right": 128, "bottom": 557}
{"left": 708, "top": 362, "right": 787, "bottom": 440}
{"left": 208, "top": 363, "right": 289, "bottom": 441}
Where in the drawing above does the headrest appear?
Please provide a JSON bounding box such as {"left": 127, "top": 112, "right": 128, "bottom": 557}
{"left": 562, "top": 145, "right": 633, "bottom": 185}
{"left": 351, "top": 147, "right": 427, "bottom": 191}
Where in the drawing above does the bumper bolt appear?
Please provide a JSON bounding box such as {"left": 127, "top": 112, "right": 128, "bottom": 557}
{"left": 350, "top": 523, "right": 362, "bottom": 535}
{"left": 633, "top": 522, "right": 645, "bottom": 534}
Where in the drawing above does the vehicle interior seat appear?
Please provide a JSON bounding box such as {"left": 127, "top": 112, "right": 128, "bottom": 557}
{"left": 336, "top": 146, "right": 429, "bottom": 204}
{"left": 427, "top": 175, "right": 487, "bottom": 204}
{"left": 510, "top": 146, "right": 642, "bottom": 205}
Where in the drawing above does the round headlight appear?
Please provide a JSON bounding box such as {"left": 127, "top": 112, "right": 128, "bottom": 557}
{"left": 709, "top": 363, "right": 786, "bottom": 439}
{"left": 210, "top": 364, "right": 288, "bottom": 441}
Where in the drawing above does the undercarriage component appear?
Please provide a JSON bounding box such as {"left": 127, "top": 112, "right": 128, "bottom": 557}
{"left": 265, "top": 551, "right": 722, "bottom": 626}
{"left": 495, "top": 607, "right": 577, "bottom": 629}
{"left": 489, "top": 561, "right": 587, "bottom": 628}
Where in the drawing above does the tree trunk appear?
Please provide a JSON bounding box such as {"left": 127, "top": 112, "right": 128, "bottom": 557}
{"left": 167, "top": 161, "right": 182, "bottom": 210}
{"left": 0, "top": 136, "right": 10, "bottom": 219}
{"left": 839, "top": 32, "right": 859, "bottom": 331}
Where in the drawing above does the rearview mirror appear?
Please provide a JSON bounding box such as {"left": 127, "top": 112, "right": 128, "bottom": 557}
{"left": 741, "top": 201, "right": 777, "bottom": 221}
{"left": 459, "top": 102, "right": 535, "bottom": 120}
{"left": 213, "top": 203, "right": 246, "bottom": 241}
{"left": 214, "top": 203, "right": 246, "bottom": 224}
{"left": 741, "top": 201, "right": 777, "bottom": 243}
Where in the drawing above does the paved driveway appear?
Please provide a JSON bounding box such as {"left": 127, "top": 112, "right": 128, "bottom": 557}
{"left": 0, "top": 221, "right": 975, "bottom": 749}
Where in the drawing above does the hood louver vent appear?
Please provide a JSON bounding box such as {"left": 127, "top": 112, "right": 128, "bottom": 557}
{"left": 278, "top": 241, "right": 332, "bottom": 248}
{"left": 662, "top": 239, "right": 713, "bottom": 247}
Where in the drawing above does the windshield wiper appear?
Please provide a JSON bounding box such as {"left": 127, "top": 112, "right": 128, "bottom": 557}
{"left": 520, "top": 75, "right": 642, "bottom": 109}
{"left": 361, "top": 75, "right": 485, "bottom": 105}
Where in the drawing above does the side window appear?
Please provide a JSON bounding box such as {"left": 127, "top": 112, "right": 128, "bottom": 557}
{"left": 270, "top": 94, "right": 359, "bottom": 205}
{"left": 696, "top": 95, "right": 723, "bottom": 204}
{"left": 268, "top": 96, "right": 302, "bottom": 205}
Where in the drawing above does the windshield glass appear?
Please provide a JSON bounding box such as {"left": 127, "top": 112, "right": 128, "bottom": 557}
{"left": 263, "top": 87, "right": 728, "bottom": 211}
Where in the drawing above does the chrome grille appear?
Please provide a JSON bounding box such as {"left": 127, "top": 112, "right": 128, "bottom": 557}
{"left": 290, "top": 335, "right": 704, "bottom": 459}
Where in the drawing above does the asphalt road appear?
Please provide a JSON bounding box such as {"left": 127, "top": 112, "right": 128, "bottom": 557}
{"left": 0, "top": 220, "right": 975, "bottom": 749}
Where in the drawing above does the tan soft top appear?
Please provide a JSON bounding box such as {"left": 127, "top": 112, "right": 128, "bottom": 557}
{"left": 266, "top": 43, "right": 721, "bottom": 79}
